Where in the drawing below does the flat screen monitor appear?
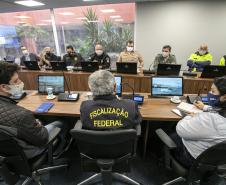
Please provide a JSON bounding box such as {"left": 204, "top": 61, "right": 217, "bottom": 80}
{"left": 38, "top": 75, "right": 64, "bottom": 94}
{"left": 116, "top": 62, "right": 137, "bottom": 74}
{"left": 151, "top": 76, "right": 183, "bottom": 96}
{"left": 201, "top": 65, "right": 226, "bottom": 78}
{"left": 157, "top": 64, "right": 181, "bottom": 76}
{"left": 115, "top": 75, "right": 122, "bottom": 97}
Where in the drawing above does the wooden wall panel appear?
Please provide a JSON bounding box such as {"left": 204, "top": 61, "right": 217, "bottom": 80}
{"left": 18, "top": 70, "right": 214, "bottom": 94}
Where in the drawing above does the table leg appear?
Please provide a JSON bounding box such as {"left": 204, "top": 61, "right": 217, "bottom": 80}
{"left": 143, "top": 122, "right": 150, "bottom": 159}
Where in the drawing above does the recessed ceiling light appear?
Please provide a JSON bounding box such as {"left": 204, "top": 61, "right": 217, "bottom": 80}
{"left": 83, "top": 0, "right": 98, "bottom": 1}
{"left": 14, "top": 0, "right": 45, "bottom": 7}
{"left": 36, "top": 23, "right": 48, "bottom": 26}
{"left": 76, "top": 17, "right": 88, "bottom": 20}
{"left": 110, "top": 15, "right": 121, "bottom": 19}
{"left": 88, "top": 20, "right": 99, "bottom": 23}
{"left": 100, "top": 9, "right": 115, "bottom": 13}
{"left": 15, "top": 15, "right": 31, "bottom": 19}
{"left": 61, "top": 22, "right": 69, "bottom": 24}
{"left": 17, "top": 21, "right": 27, "bottom": 24}
{"left": 41, "top": 19, "right": 52, "bottom": 22}
{"left": 115, "top": 19, "right": 124, "bottom": 22}
{"left": 58, "top": 12, "right": 74, "bottom": 16}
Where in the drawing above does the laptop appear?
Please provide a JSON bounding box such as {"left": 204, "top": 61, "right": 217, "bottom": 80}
{"left": 50, "top": 61, "right": 66, "bottom": 71}
{"left": 81, "top": 61, "right": 99, "bottom": 72}
{"left": 201, "top": 65, "right": 226, "bottom": 78}
{"left": 24, "top": 60, "right": 40, "bottom": 70}
{"left": 115, "top": 75, "right": 122, "bottom": 97}
{"left": 38, "top": 75, "right": 64, "bottom": 95}
{"left": 157, "top": 64, "right": 181, "bottom": 76}
{"left": 151, "top": 76, "right": 183, "bottom": 97}
{"left": 117, "top": 62, "right": 137, "bottom": 74}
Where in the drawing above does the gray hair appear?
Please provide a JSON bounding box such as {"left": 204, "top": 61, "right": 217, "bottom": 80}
{"left": 88, "top": 70, "right": 115, "bottom": 96}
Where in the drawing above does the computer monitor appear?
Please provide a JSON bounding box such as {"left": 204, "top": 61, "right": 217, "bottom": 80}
{"left": 157, "top": 64, "right": 181, "bottom": 76}
{"left": 115, "top": 75, "right": 122, "bottom": 97}
{"left": 201, "top": 65, "right": 226, "bottom": 78}
{"left": 81, "top": 61, "right": 99, "bottom": 72}
{"left": 38, "top": 75, "right": 64, "bottom": 94}
{"left": 151, "top": 76, "right": 183, "bottom": 97}
{"left": 50, "top": 61, "right": 66, "bottom": 71}
{"left": 24, "top": 60, "right": 40, "bottom": 70}
{"left": 116, "top": 62, "right": 137, "bottom": 74}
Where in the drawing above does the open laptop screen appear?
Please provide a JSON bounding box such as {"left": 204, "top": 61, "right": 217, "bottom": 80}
{"left": 151, "top": 76, "right": 183, "bottom": 96}
{"left": 115, "top": 75, "right": 122, "bottom": 97}
{"left": 38, "top": 75, "right": 64, "bottom": 94}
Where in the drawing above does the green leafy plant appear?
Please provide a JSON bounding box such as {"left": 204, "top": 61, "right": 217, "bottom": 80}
{"left": 72, "top": 8, "right": 134, "bottom": 56}
{"left": 16, "top": 23, "right": 49, "bottom": 41}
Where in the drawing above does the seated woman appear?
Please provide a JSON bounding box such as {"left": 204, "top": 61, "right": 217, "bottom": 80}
{"left": 172, "top": 76, "right": 226, "bottom": 168}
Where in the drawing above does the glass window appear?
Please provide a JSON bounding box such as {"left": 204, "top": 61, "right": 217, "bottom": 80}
{"left": 54, "top": 3, "right": 135, "bottom": 66}
{"left": 0, "top": 9, "right": 55, "bottom": 63}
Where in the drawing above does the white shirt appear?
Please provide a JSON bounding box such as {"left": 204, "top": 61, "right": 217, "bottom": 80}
{"left": 176, "top": 112, "right": 226, "bottom": 159}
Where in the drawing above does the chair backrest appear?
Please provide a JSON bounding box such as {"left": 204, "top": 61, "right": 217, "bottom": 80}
{"left": 196, "top": 140, "right": 226, "bottom": 165}
{"left": 188, "top": 140, "right": 226, "bottom": 182}
{"left": 70, "top": 129, "right": 137, "bottom": 159}
{"left": 0, "top": 130, "right": 31, "bottom": 178}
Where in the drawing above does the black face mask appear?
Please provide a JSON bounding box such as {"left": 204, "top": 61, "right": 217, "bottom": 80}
{"left": 46, "top": 52, "right": 51, "bottom": 56}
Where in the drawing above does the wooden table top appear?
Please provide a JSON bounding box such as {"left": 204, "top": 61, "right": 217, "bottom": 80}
{"left": 17, "top": 91, "right": 181, "bottom": 121}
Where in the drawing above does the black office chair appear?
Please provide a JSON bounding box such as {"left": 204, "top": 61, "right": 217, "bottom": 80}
{"left": 155, "top": 129, "right": 226, "bottom": 185}
{"left": 70, "top": 122, "right": 140, "bottom": 185}
{"left": 0, "top": 128, "right": 68, "bottom": 185}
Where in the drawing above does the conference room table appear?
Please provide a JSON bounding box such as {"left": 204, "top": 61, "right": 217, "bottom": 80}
{"left": 18, "top": 69, "right": 214, "bottom": 94}
{"left": 18, "top": 91, "right": 182, "bottom": 158}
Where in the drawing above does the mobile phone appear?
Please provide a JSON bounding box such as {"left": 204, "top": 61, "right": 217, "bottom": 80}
{"left": 35, "top": 102, "right": 54, "bottom": 113}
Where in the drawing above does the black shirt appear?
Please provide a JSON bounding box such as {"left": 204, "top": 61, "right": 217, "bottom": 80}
{"left": 89, "top": 52, "right": 111, "bottom": 69}
{"left": 45, "top": 53, "right": 58, "bottom": 62}
{"left": 63, "top": 52, "right": 85, "bottom": 67}
{"left": 80, "top": 95, "right": 142, "bottom": 130}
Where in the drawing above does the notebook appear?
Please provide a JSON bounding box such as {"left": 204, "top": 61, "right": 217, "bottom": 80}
{"left": 176, "top": 102, "right": 203, "bottom": 114}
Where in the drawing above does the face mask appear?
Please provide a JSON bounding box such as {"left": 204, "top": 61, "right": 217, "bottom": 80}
{"left": 207, "top": 92, "right": 221, "bottom": 107}
{"left": 46, "top": 52, "right": 51, "bottom": 56}
{"left": 162, "top": 52, "right": 169, "bottom": 58}
{"left": 199, "top": 50, "right": 206, "bottom": 56}
{"left": 7, "top": 82, "right": 24, "bottom": 96}
{"left": 96, "top": 50, "right": 103, "bottom": 56}
{"left": 127, "top": 46, "right": 134, "bottom": 52}
{"left": 22, "top": 50, "right": 28, "bottom": 55}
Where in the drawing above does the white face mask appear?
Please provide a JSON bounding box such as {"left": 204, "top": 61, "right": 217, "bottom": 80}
{"left": 126, "top": 46, "right": 134, "bottom": 52}
{"left": 162, "top": 51, "right": 170, "bottom": 58}
{"left": 22, "top": 50, "right": 29, "bottom": 55}
{"left": 96, "top": 50, "right": 103, "bottom": 56}
{"left": 7, "top": 82, "right": 24, "bottom": 96}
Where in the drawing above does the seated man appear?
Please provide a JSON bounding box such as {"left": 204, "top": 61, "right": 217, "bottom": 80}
{"left": 80, "top": 70, "right": 142, "bottom": 131}
{"left": 172, "top": 76, "right": 226, "bottom": 168}
{"left": 0, "top": 62, "right": 63, "bottom": 159}
{"left": 63, "top": 45, "right": 85, "bottom": 67}
{"left": 20, "top": 46, "right": 39, "bottom": 66}
{"left": 153, "top": 45, "right": 177, "bottom": 70}
{"left": 219, "top": 55, "right": 226, "bottom": 66}
{"left": 187, "top": 44, "right": 212, "bottom": 72}
{"left": 117, "top": 40, "right": 144, "bottom": 73}
{"left": 89, "top": 43, "right": 111, "bottom": 69}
